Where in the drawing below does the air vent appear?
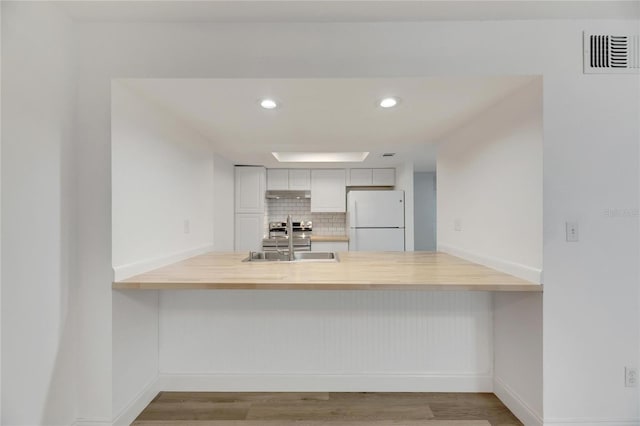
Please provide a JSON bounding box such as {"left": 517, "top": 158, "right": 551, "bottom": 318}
{"left": 584, "top": 32, "right": 639, "bottom": 74}
{"left": 382, "top": 153, "right": 396, "bottom": 157}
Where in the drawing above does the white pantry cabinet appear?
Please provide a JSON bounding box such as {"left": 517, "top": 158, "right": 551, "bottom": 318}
{"left": 311, "top": 241, "right": 349, "bottom": 252}
{"left": 235, "top": 166, "right": 265, "bottom": 213}
{"left": 348, "top": 168, "right": 395, "bottom": 186}
{"left": 267, "top": 168, "right": 311, "bottom": 191}
{"left": 311, "top": 169, "right": 346, "bottom": 212}
{"left": 234, "top": 213, "right": 264, "bottom": 251}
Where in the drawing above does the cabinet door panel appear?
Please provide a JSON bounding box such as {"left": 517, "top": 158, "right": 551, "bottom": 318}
{"left": 235, "top": 166, "right": 265, "bottom": 213}
{"left": 372, "top": 168, "right": 395, "bottom": 186}
{"left": 234, "top": 213, "right": 265, "bottom": 251}
{"left": 288, "top": 169, "right": 311, "bottom": 190}
{"left": 310, "top": 169, "right": 346, "bottom": 212}
{"left": 267, "top": 169, "right": 289, "bottom": 190}
{"left": 311, "top": 241, "right": 349, "bottom": 252}
{"left": 349, "top": 168, "right": 372, "bottom": 186}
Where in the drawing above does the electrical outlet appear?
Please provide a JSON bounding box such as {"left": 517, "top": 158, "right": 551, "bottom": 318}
{"left": 454, "top": 218, "right": 462, "bottom": 232}
{"left": 183, "top": 219, "right": 190, "bottom": 234}
{"left": 565, "top": 221, "right": 579, "bottom": 242}
{"left": 625, "top": 367, "right": 638, "bottom": 387}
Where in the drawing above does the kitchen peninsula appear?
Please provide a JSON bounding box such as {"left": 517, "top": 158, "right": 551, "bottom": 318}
{"left": 113, "top": 251, "right": 542, "bottom": 292}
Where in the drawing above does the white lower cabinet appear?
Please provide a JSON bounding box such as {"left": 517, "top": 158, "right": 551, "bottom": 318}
{"left": 311, "top": 241, "right": 349, "bottom": 252}
{"left": 235, "top": 213, "right": 265, "bottom": 251}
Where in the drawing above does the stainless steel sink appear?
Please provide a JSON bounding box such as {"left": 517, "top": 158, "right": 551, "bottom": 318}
{"left": 294, "top": 252, "right": 338, "bottom": 261}
{"left": 243, "top": 251, "right": 290, "bottom": 262}
{"left": 243, "top": 251, "right": 338, "bottom": 262}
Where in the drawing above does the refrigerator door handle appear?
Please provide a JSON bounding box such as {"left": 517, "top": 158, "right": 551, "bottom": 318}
{"left": 353, "top": 201, "right": 357, "bottom": 250}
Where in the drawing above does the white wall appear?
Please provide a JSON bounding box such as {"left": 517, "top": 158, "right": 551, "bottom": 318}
{"left": 213, "top": 154, "right": 235, "bottom": 251}
{"left": 111, "top": 290, "right": 159, "bottom": 423}
{"left": 71, "top": 19, "right": 639, "bottom": 424}
{"left": 112, "top": 81, "right": 215, "bottom": 280}
{"left": 437, "top": 80, "right": 543, "bottom": 283}
{"left": 494, "top": 292, "right": 543, "bottom": 425}
{"left": 414, "top": 172, "right": 437, "bottom": 251}
{"left": 436, "top": 81, "right": 545, "bottom": 422}
{"left": 111, "top": 81, "right": 222, "bottom": 420}
{"left": 1, "top": 3, "right": 77, "bottom": 425}
{"left": 2, "top": 8, "right": 638, "bottom": 424}
{"left": 396, "top": 161, "right": 415, "bottom": 251}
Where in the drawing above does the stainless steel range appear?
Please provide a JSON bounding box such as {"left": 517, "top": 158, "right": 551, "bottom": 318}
{"left": 262, "top": 220, "right": 312, "bottom": 252}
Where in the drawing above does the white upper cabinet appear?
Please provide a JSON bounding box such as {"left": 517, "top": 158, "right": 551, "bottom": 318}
{"left": 311, "top": 169, "right": 346, "bottom": 212}
{"left": 349, "top": 169, "right": 373, "bottom": 186}
{"left": 288, "top": 169, "right": 311, "bottom": 190}
{"left": 348, "top": 168, "right": 395, "bottom": 186}
{"left": 372, "top": 168, "right": 395, "bottom": 186}
{"left": 235, "top": 166, "right": 266, "bottom": 213}
{"left": 267, "top": 168, "right": 311, "bottom": 191}
{"left": 266, "top": 169, "right": 289, "bottom": 190}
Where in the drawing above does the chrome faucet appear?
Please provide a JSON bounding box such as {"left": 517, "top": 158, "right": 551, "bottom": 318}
{"left": 286, "top": 214, "right": 294, "bottom": 261}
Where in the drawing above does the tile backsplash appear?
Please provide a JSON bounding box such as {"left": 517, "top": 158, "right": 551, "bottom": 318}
{"left": 266, "top": 198, "right": 346, "bottom": 236}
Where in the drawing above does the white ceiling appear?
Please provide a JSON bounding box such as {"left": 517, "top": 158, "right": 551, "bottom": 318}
{"left": 59, "top": 1, "right": 640, "bottom": 23}
{"left": 121, "top": 76, "right": 538, "bottom": 171}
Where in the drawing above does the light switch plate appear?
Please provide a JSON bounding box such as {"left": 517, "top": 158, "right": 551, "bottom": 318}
{"left": 626, "top": 367, "right": 638, "bottom": 387}
{"left": 566, "top": 222, "right": 579, "bottom": 242}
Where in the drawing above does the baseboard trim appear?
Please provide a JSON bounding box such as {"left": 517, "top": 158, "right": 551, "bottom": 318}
{"left": 493, "top": 376, "right": 543, "bottom": 426}
{"left": 72, "top": 419, "right": 112, "bottom": 426}
{"left": 111, "top": 376, "right": 161, "bottom": 426}
{"left": 156, "top": 372, "right": 493, "bottom": 392}
{"left": 113, "top": 244, "right": 213, "bottom": 281}
{"left": 438, "top": 244, "right": 542, "bottom": 284}
{"left": 543, "top": 419, "right": 640, "bottom": 426}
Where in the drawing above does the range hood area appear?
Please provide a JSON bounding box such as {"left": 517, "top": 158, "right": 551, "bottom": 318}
{"left": 265, "top": 190, "right": 311, "bottom": 199}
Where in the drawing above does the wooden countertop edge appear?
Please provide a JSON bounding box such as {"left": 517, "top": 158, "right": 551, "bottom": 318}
{"left": 113, "top": 281, "right": 543, "bottom": 292}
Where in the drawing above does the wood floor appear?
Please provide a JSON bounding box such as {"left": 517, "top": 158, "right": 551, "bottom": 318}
{"left": 132, "top": 392, "right": 523, "bottom": 426}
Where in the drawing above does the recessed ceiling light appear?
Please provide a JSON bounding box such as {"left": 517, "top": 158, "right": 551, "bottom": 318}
{"left": 272, "top": 152, "right": 369, "bottom": 163}
{"left": 379, "top": 97, "right": 399, "bottom": 108}
{"left": 260, "top": 99, "right": 278, "bottom": 109}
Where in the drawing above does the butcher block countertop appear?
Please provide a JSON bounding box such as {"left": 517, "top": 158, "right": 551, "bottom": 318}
{"left": 310, "top": 235, "right": 349, "bottom": 242}
{"left": 113, "top": 251, "right": 542, "bottom": 292}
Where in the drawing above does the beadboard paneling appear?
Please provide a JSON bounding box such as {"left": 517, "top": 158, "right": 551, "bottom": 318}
{"left": 159, "top": 290, "right": 492, "bottom": 388}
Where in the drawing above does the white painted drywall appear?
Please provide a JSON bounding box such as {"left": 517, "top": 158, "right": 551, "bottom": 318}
{"left": 437, "top": 80, "right": 544, "bottom": 283}
{"left": 213, "top": 154, "right": 235, "bottom": 251}
{"left": 1, "top": 8, "right": 637, "bottom": 424}
{"left": 436, "top": 81, "right": 545, "bottom": 422}
{"left": 396, "top": 162, "right": 415, "bottom": 251}
{"left": 494, "top": 292, "right": 543, "bottom": 425}
{"left": 71, "top": 20, "right": 639, "bottom": 424}
{"left": 414, "top": 172, "right": 437, "bottom": 251}
{"left": 111, "top": 81, "right": 221, "bottom": 419}
{"left": 1, "top": 3, "right": 77, "bottom": 425}
{"left": 112, "top": 291, "right": 159, "bottom": 421}
{"left": 111, "top": 81, "right": 215, "bottom": 279}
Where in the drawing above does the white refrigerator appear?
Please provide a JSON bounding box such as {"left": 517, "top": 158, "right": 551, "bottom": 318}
{"left": 347, "top": 190, "right": 405, "bottom": 251}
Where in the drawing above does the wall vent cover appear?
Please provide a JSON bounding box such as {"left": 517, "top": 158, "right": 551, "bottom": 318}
{"left": 584, "top": 32, "right": 639, "bottom": 74}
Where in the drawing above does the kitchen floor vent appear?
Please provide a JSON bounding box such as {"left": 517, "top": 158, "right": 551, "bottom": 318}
{"left": 584, "top": 32, "right": 639, "bottom": 74}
